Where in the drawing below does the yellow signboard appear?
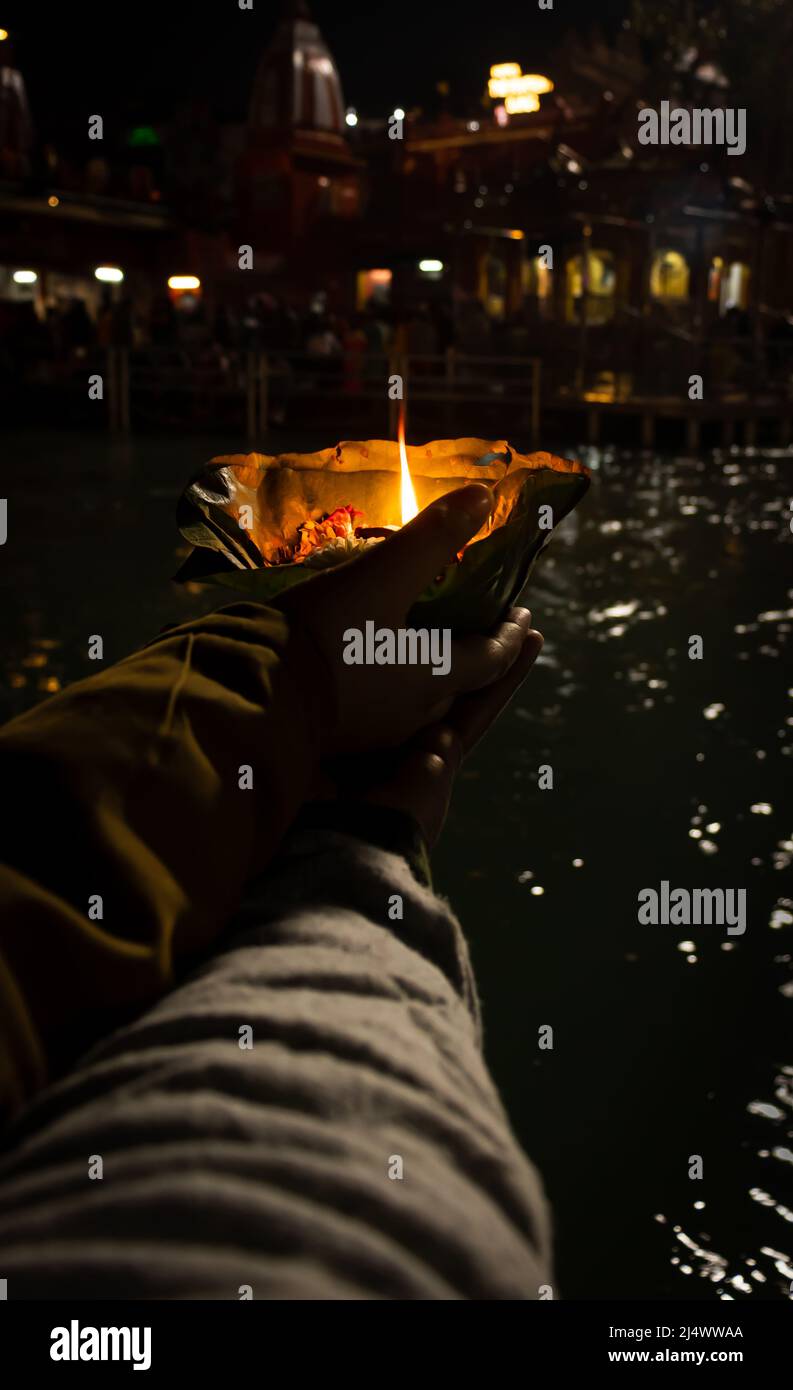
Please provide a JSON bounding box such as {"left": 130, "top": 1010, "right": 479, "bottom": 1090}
{"left": 505, "top": 94, "right": 541, "bottom": 114}
{"left": 488, "top": 65, "right": 554, "bottom": 101}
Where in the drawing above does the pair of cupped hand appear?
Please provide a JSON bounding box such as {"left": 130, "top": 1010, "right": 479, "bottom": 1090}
{"left": 277, "top": 483, "right": 543, "bottom": 847}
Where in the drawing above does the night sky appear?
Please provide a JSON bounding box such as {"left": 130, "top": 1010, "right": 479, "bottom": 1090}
{"left": 3, "top": 0, "right": 631, "bottom": 136}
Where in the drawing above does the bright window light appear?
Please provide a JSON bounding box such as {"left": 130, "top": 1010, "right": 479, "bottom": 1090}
{"left": 168, "top": 275, "right": 201, "bottom": 291}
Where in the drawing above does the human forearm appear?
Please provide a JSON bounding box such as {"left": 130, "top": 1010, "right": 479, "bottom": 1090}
{"left": 0, "top": 603, "right": 324, "bottom": 1119}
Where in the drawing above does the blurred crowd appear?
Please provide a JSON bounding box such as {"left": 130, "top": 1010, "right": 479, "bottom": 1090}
{"left": 0, "top": 291, "right": 468, "bottom": 387}
{"left": 2, "top": 287, "right": 792, "bottom": 406}
{"left": 0, "top": 287, "right": 564, "bottom": 383}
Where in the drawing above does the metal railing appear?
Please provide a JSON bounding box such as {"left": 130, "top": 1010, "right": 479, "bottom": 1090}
{"left": 4, "top": 335, "right": 792, "bottom": 438}
{"left": 118, "top": 348, "right": 544, "bottom": 441}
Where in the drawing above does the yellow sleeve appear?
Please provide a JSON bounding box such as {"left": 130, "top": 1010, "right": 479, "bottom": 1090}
{"left": 0, "top": 602, "right": 328, "bottom": 1122}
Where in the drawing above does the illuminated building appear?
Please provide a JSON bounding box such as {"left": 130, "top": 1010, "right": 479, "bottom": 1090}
{"left": 236, "top": 0, "right": 362, "bottom": 256}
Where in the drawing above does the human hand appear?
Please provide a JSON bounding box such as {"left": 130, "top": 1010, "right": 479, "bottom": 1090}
{"left": 364, "top": 621, "right": 543, "bottom": 846}
{"left": 276, "top": 484, "right": 534, "bottom": 756}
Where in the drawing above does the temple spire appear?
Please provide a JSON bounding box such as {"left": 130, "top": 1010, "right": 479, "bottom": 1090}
{"left": 249, "top": 0, "right": 346, "bottom": 136}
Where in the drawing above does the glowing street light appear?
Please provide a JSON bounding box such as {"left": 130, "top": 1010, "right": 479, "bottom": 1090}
{"left": 94, "top": 266, "right": 124, "bottom": 283}
{"left": 47, "top": 195, "right": 59, "bottom": 207}
{"left": 345, "top": 108, "right": 358, "bottom": 127}
{"left": 393, "top": 107, "right": 405, "bottom": 121}
{"left": 12, "top": 270, "right": 37, "bottom": 284}
{"left": 0, "top": 29, "right": 8, "bottom": 41}
{"left": 167, "top": 275, "right": 201, "bottom": 291}
{"left": 418, "top": 259, "right": 444, "bottom": 274}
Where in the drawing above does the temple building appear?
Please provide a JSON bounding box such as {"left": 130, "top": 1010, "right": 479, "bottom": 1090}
{"left": 0, "top": 30, "right": 33, "bottom": 181}
{"left": 234, "top": 0, "right": 362, "bottom": 281}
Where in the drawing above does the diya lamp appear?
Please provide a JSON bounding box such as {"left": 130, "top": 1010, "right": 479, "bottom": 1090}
{"left": 176, "top": 407, "right": 590, "bottom": 633}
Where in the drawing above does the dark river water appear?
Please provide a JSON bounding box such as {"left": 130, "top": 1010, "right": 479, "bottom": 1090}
{"left": 1, "top": 428, "right": 791, "bottom": 1301}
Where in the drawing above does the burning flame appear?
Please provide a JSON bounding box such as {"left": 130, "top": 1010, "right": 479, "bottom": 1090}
{"left": 398, "top": 407, "right": 419, "bottom": 525}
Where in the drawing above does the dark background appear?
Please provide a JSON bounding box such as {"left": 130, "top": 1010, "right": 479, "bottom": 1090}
{"left": 4, "top": 0, "right": 631, "bottom": 130}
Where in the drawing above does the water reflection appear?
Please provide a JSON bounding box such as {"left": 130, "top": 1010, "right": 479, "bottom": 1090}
{"left": 436, "top": 442, "right": 792, "bottom": 1299}
{"left": 658, "top": 1063, "right": 793, "bottom": 1298}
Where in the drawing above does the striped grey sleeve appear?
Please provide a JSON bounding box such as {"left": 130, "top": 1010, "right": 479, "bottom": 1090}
{"left": 0, "top": 825, "right": 552, "bottom": 1300}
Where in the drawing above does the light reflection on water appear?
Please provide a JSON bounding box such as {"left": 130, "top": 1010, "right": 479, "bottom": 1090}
{"left": 437, "top": 444, "right": 792, "bottom": 1299}
{"left": 0, "top": 433, "right": 790, "bottom": 1299}
{"left": 656, "top": 1063, "right": 793, "bottom": 1299}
